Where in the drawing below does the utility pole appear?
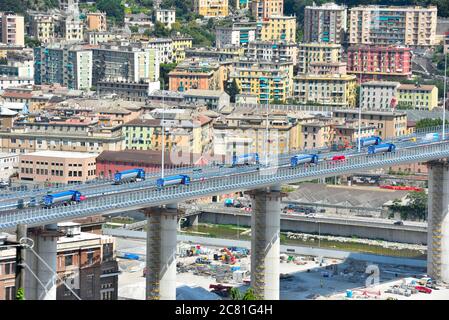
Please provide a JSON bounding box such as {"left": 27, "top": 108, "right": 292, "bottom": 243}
{"left": 15, "top": 224, "right": 27, "bottom": 300}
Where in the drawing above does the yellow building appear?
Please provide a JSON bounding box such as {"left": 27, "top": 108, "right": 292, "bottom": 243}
{"left": 30, "top": 14, "right": 55, "bottom": 44}
{"left": 231, "top": 58, "right": 294, "bottom": 104}
{"left": 172, "top": 37, "right": 193, "bottom": 63}
{"left": 251, "top": 0, "right": 284, "bottom": 20}
{"left": 293, "top": 74, "right": 358, "bottom": 108}
{"left": 195, "top": 0, "right": 229, "bottom": 18}
{"left": 297, "top": 43, "right": 342, "bottom": 74}
{"left": 258, "top": 16, "right": 296, "bottom": 43}
{"left": 397, "top": 84, "right": 438, "bottom": 111}
{"left": 213, "top": 111, "right": 301, "bottom": 157}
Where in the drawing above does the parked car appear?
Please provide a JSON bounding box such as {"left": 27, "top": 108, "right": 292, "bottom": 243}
{"left": 394, "top": 221, "right": 404, "bottom": 226}
{"left": 415, "top": 286, "right": 432, "bottom": 294}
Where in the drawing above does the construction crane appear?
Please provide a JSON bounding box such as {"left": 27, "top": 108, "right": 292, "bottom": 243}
{"left": 328, "top": 124, "right": 352, "bottom": 151}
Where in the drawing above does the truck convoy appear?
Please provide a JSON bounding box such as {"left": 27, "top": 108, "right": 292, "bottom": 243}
{"left": 231, "top": 153, "right": 259, "bottom": 167}
{"left": 114, "top": 168, "right": 146, "bottom": 184}
{"left": 368, "top": 143, "right": 396, "bottom": 154}
{"left": 156, "top": 175, "right": 191, "bottom": 188}
{"left": 43, "top": 190, "right": 86, "bottom": 208}
{"left": 359, "top": 136, "right": 382, "bottom": 147}
{"left": 290, "top": 154, "right": 319, "bottom": 167}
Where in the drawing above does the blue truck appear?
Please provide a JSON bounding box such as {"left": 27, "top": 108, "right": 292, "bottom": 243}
{"left": 368, "top": 143, "right": 396, "bottom": 154}
{"left": 114, "top": 168, "right": 146, "bottom": 184}
{"left": 359, "top": 136, "right": 382, "bottom": 148}
{"left": 231, "top": 153, "right": 259, "bottom": 167}
{"left": 156, "top": 175, "right": 191, "bottom": 188}
{"left": 43, "top": 190, "right": 85, "bottom": 207}
{"left": 290, "top": 154, "right": 319, "bottom": 167}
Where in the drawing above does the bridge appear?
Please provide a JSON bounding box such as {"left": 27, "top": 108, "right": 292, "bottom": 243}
{"left": 1, "top": 126, "right": 449, "bottom": 300}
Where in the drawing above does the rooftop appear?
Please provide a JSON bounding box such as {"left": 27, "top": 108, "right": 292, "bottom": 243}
{"left": 398, "top": 84, "right": 436, "bottom": 91}
{"left": 184, "top": 89, "right": 226, "bottom": 98}
{"left": 23, "top": 151, "right": 99, "bottom": 159}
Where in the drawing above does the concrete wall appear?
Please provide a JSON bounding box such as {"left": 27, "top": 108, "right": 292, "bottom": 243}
{"left": 197, "top": 211, "right": 427, "bottom": 245}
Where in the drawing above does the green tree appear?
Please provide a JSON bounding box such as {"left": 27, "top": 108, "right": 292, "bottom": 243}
{"left": 229, "top": 287, "right": 260, "bottom": 300}
{"left": 390, "top": 191, "right": 428, "bottom": 221}
{"left": 25, "top": 36, "right": 41, "bottom": 48}
{"left": 225, "top": 79, "right": 240, "bottom": 103}
{"left": 97, "top": 0, "right": 125, "bottom": 25}
{"left": 159, "top": 63, "right": 177, "bottom": 90}
{"left": 415, "top": 118, "right": 449, "bottom": 129}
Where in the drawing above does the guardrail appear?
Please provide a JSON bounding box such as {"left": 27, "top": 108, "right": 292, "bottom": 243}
{"left": 1, "top": 141, "right": 449, "bottom": 230}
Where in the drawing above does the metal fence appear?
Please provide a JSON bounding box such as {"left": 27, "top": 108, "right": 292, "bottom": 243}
{"left": 2, "top": 140, "right": 449, "bottom": 230}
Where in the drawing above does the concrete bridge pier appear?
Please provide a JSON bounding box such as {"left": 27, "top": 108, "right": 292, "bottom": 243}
{"left": 25, "top": 224, "right": 60, "bottom": 300}
{"left": 427, "top": 161, "right": 449, "bottom": 283}
{"left": 248, "top": 185, "right": 282, "bottom": 300}
{"left": 145, "top": 204, "right": 178, "bottom": 300}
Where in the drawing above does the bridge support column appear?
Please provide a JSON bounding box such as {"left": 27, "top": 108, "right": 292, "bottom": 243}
{"left": 25, "top": 224, "right": 61, "bottom": 300}
{"left": 248, "top": 185, "right": 282, "bottom": 300}
{"left": 145, "top": 204, "right": 178, "bottom": 300}
{"left": 427, "top": 161, "right": 449, "bottom": 283}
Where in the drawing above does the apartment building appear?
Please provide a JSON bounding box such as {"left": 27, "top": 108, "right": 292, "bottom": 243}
{"left": 258, "top": 16, "right": 296, "bottom": 43}
{"left": 308, "top": 61, "right": 347, "bottom": 75}
{"left": 231, "top": 58, "right": 294, "bottom": 104}
{"left": 183, "top": 89, "right": 230, "bottom": 110}
{"left": 215, "top": 22, "right": 257, "bottom": 49}
{"left": 172, "top": 37, "right": 193, "bottom": 63}
{"left": 34, "top": 45, "right": 93, "bottom": 90}
{"left": 0, "top": 224, "right": 118, "bottom": 300}
{"left": 0, "top": 12, "right": 25, "bottom": 47}
{"left": 0, "top": 53, "right": 34, "bottom": 79}
{"left": 397, "top": 84, "right": 438, "bottom": 110}
{"left": 147, "top": 38, "right": 173, "bottom": 63}
{"left": 63, "top": 17, "right": 84, "bottom": 42}
{"left": 0, "top": 152, "right": 17, "bottom": 182}
{"left": 86, "top": 12, "right": 107, "bottom": 32}
{"left": 0, "top": 118, "right": 124, "bottom": 154}
{"left": 185, "top": 46, "right": 244, "bottom": 62}
{"left": 18, "top": 151, "right": 98, "bottom": 184}
{"left": 348, "top": 5, "right": 437, "bottom": 47}
{"left": 0, "top": 76, "right": 34, "bottom": 91}
{"left": 444, "top": 34, "right": 449, "bottom": 54}
{"left": 347, "top": 45, "right": 412, "bottom": 82}
{"left": 333, "top": 109, "right": 407, "bottom": 138}
{"left": 304, "top": 2, "right": 347, "bottom": 44}
{"left": 297, "top": 43, "right": 341, "bottom": 74}
{"left": 97, "top": 80, "right": 159, "bottom": 102}
{"left": 155, "top": 9, "right": 176, "bottom": 29}
{"left": 29, "top": 13, "right": 55, "bottom": 44}
{"left": 246, "top": 41, "right": 298, "bottom": 65}
{"left": 195, "top": 0, "right": 229, "bottom": 18}
{"left": 361, "top": 81, "right": 400, "bottom": 110}
{"left": 292, "top": 74, "right": 357, "bottom": 108}
{"left": 301, "top": 121, "right": 375, "bottom": 149}
{"left": 92, "top": 45, "right": 159, "bottom": 85}
{"left": 213, "top": 111, "right": 301, "bottom": 157}
{"left": 168, "top": 58, "right": 224, "bottom": 92}
{"left": 85, "top": 31, "right": 122, "bottom": 45}
{"left": 251, "top": 0, "right": 284, "bottom": 20}
{"left": 123, "top": 113, "right": 213, "bottom": 154}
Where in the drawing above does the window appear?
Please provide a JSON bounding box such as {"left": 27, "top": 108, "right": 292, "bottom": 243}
{"left": 1, "top": 262, "right": 15, "bottom": 275}
{"left": 4, "top": 286, "right": 15, "bottom": 300}
{"left": 65, "top": 254, "right": 74, "bottom": 267}
{"left": 87, "top": 252, "right": 94, "bottom": 265}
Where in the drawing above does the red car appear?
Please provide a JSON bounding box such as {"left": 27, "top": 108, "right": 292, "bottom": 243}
{"left": 331, "top": 155, "right": 346, "bottom": 161}
{"left": 415, "top": 286, "right": 432, "bottom": 294}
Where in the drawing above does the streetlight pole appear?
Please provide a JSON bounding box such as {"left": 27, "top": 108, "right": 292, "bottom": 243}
{"left": 443, "top": 53, "right": 447, "bottom": 139}
{"left": 357, "top": 60, "right": 363, "bottom": 153}
{"left": 161, "top": 79, "right": 165, "bottom": 178}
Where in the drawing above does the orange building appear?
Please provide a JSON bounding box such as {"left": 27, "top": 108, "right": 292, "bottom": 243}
{"left": 86, "top": 12, "right": 107, "bottom": 32}
{"left": 168, "top": 58, "right": 224, "bottom": 92}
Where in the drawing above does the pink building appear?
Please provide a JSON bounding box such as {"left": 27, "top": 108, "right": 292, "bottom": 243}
{"left": 347, "top": 45, "right": 412, "bottom": 82}
{"left": 19, "top": 151, "right": 98, "bottom": 185}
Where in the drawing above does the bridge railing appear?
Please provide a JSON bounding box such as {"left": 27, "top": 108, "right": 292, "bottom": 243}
{"left": 1, "top": 141, "right": 449, "bottom": 230}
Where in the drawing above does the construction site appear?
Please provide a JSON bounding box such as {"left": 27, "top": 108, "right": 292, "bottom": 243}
{"left": 116, "top": 238, "right": 449, "bottom": 300}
